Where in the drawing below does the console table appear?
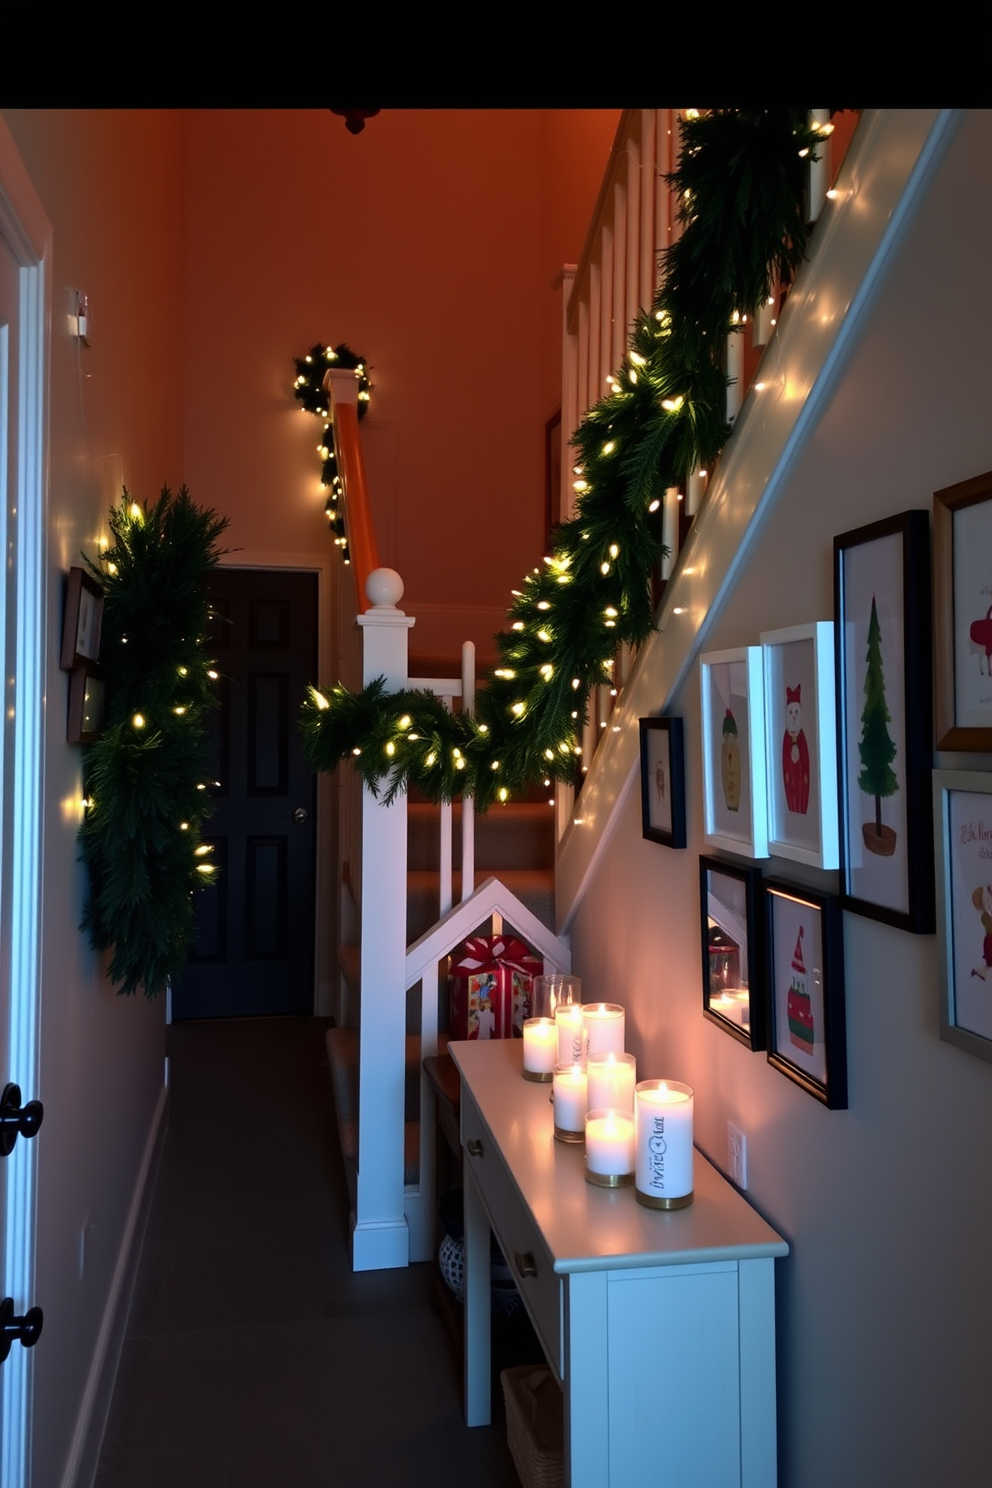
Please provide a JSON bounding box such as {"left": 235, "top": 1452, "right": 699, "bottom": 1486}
{"left": 449, "top": 1039, "right": 789, "bottom": 1488}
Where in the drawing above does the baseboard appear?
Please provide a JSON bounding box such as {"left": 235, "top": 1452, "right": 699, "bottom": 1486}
{"left": 60, "top": 1079, "right": 169, "bottom": 1488}
{"left": 350, "top": 1214, "right": 410, "bottom": 1272}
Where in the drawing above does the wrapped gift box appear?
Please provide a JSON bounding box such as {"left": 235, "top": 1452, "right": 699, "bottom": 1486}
{"left": 449, "top": 935, "right": 542, "bottom": 1040}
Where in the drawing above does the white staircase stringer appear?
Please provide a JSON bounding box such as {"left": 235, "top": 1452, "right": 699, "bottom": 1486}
{"left": 404, "top": 875, "right": 570, "bottom": 1262}
{"left": 555, "top": 107, "right": 958, "bottom": 938}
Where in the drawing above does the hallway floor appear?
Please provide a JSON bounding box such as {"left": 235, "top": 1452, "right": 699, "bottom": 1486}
{"left": 94, "top": 1016, "right": 521, "bottom": 1488}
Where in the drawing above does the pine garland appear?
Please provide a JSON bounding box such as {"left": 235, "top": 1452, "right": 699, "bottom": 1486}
{"left": 300, "top": 110, "right": 827, "bottom": 811}
{"left": 293, "top": 341, "right": 372, "bottom": 560}
{"left": 78, "top": 487, "right": 230, "bottom": 997}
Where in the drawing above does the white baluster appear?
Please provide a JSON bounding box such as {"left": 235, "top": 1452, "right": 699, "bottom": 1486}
{"left": 461, "top": 641, "right": 475, "bottom": 903}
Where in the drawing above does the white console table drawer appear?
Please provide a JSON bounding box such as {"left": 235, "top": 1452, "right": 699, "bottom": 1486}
{"left": 460, "top": 1086, "right": 503, "bottom": 1226}
{"left": 450, "top": 1039, "right": 789, "bottom": 1488}
{"left": 501, "top": 1169, "right": 562, "bottom": 1378}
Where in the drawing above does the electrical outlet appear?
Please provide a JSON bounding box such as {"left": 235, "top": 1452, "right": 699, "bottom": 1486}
{"left": 74, "top": 289, "right": 91, "bottom": 345}
{"left": 728, "top": 1121, "right": 748, "bottom": 1190}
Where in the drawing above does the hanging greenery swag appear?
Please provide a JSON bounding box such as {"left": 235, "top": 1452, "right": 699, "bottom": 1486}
{"left": 78, "top": 487, "right": 230, "bottom": 998}
{"left": 293, "top": 341, "right": 372, "bottom": 561}
{"left": 299, "top": 110, "right": 827, "bottom": 812}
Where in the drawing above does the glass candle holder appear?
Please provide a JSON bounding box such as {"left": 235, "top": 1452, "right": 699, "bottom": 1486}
{"left": 532, "top": 972, "right": 581, "bottom": 1020}
{"left": 555, "top": 1001, "right": 587, "bottom": 1065}
{"left": 582, "top": 1002, "right": 625, "bottom": 1058}
{"left": 584, "top": 1109, "right": 635, "bottom": 1187}
{"left": 634, "top": 1079, "right": 694, "bottom": 1209}
{"left": 552, "top": 1062, "right": 587, "bottom": 1142}
{"left": 586, "top": 1051, "right": 636, "bottom": 1113}
{"left": 522, "top": 1017, "right": 557, "bottom": 1081}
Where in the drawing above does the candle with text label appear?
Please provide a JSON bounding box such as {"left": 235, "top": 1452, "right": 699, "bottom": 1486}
{"left": 555, "top": 1002, "right": 587, "bottom": 1064}
{"left": 635, "top": 1080, "right": 694, "bottom": 1208}
{"left": 582, "top": 1002, "right": 625, "bottom": 1057}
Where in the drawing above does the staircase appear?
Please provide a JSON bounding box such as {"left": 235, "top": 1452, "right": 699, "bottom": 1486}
{"left": 407, "top": 794, "right": 555, "bottom": 942}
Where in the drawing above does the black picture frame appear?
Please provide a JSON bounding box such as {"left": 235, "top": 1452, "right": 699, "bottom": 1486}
{"left": 67, "top": 664, "right": 105, "bottom": 745}
{"left": 765, "top": 880, "right": 847, "bottom": 1109}
{"left": 60, "top": 566, "right": 104, "bottom": 670}
{"left": 834, "top": 510, "right": 935, "bottom": 933}
{"left": 639, "top": 716, "right": 686, "bottom": 848}
{"left": 699, "top": 855, "right": 765, "bottom": 1050}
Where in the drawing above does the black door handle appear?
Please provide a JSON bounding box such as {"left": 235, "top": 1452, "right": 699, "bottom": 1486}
{"left": 0, "top": 1299, "right": 43, "bottom": 1364}
{"left": 0, "top": 1084, "right": 44, "bottom": 1158}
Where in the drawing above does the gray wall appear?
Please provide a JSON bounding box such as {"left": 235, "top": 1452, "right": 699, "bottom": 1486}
{"left": 570, "top": 110, "right": 992, "bottom": 1488}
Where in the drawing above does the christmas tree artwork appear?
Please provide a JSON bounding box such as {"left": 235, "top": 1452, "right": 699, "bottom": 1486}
{"left": 857, "top": 595, "right": 898, "bottom": 857}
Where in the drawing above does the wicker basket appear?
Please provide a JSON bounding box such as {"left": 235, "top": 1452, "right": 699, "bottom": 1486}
{"left": 501, "top": 1365, "right": 564, "bottom": 1488}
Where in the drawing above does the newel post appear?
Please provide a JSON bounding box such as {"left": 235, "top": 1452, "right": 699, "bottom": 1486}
{"left": 353, "top": 567, "right": 415, "bottom": 1272}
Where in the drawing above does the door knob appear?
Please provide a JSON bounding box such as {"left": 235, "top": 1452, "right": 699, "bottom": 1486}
{"left": 293, "top": 807, "right": 308, "bottom": 824}
{"left": 0, "top": 1299, "right": 43, "bottom": 1364}
{"left": 0, "top": 1084, "right": 44, "bottom": 1158}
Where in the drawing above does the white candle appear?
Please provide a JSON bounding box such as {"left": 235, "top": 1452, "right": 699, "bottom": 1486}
{"left": 635, "top": 1080, "right": 694, "bottom": 1209}
{"left": 552, "top": 1062, "right": 587, "bottom": 1141}
{"left": 585, "top": 1109, "right": 635, "bottom": 1186}
{"left": 582, "top": 1003, "right": 625, "bottom": 1058}
{"left": 586, "top": 1051, "right": 636, "bottom": 1112}
{"left": 556, "top": 1002, "right": 587, "bottom": 1065}
{"left": 522, "top": 1017, "right": 557, "bottom": 1081}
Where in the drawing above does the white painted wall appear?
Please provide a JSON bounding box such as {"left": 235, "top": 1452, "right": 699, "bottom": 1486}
{"left": 568, "top": 110, "right": 992, "bottom": 1488}
{"left": 1, "top": 110, "right": 184, "bottom": 1487}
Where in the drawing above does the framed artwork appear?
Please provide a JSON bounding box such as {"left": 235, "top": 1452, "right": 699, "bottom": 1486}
{"left": 699, "top": 647, "right": 768, "bottom": 859}
{"left": 834, "top": 511, "right": 935, "bottom": 933}
{"left": 765, "top": 880, "right": 847, "bottom": 1108}
{"left": 760, "top": 622, "right": 839, "bottom": 870}
{"left": 60, "top": 566, "right": 104, "bottom": 670}
{"left": 933, "top": 470, "right": 992, "bottom": 750}
{"left": 699, "top": 855, "right": 764, "bottom": 1049}
{"left": 932, "top": 771, "right": 992, "bottom": 1064}
{"left": 639, "top": 716, "right": 686, "bottom": 848}
{"left": 67, "top": 665, "right": 105, "bottom": 744}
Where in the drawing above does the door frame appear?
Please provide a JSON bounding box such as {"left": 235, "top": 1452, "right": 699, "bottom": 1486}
{"left": 210, "top": 551, "right": 334, "bottom": 1018}
{"left": 0, "top": 120, "right": 51, "bottom": 1488}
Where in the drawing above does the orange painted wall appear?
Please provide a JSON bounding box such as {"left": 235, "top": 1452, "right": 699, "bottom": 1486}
{"left": 182, "top": 108, "right": 616, "bottom": 661}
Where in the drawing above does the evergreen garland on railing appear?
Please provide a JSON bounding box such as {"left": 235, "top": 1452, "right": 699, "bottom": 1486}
{"left": 78, "top": 487, "right": 230, "bottom": 997}
{"left": 300, "top": 110, "right": 828, "bottom": 811}
{"left": 293, "top": 341, "right": 372, "bottom": 561}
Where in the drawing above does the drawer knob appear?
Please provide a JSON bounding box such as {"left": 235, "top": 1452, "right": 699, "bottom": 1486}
{"left": 514, "top": 1251, "right": 538, "bottom": 1279}
{"left": 467, "top": 1138, "right": 484, "bottom": 1158}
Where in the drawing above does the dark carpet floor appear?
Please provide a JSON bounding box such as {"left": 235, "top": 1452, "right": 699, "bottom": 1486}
{"left": 93, "top": 1015, "right": 521, "bottom": 1488}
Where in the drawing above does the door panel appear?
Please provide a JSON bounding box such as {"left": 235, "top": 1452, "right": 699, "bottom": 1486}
{"left": 172, "top": 569, "right": 318, "bottom": 1019}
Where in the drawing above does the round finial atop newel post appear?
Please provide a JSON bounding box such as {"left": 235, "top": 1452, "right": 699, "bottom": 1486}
{"left": 365, "top": 567, "right": 404, "bottom": 610}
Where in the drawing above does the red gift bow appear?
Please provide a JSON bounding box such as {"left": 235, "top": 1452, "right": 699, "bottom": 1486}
{"left": 450, "top": 935, "right": 542, "bottom": 979}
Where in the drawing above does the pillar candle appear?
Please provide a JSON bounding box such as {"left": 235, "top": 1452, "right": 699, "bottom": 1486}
{"left": 522, "top": 1018, "right": 557, "bottom": 1081}
{"left": 585, "top": 1109, "right": 635, "bottom": 1186}
{"left": 582, "top": 1003, "right": 625, "bottom": 1058}
{"left": 556, "top": 1002, "right": 587, "bottom": 1065}
{"left": 635, "top": 1080, "right": 694, "bottom": 1209}
{"left": 552, "top": 1062, "right": 587, "bottom": 1142}
{"left": 586, "top": 1051, "right": 636, "bottom": 1112}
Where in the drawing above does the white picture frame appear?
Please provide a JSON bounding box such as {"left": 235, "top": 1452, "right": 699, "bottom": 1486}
{"left": 760, "top": 622, "right": 839, "bottom": 870}
{"left": 933, "top": 770, "right": 992, "bottom": 1065}
{"left": 699, "top": 646, "right": 768, "bottom": 859}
